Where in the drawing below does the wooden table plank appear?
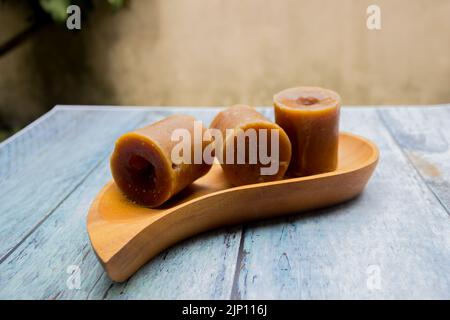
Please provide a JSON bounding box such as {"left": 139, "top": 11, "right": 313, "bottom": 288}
{"left": 0, "top": 107, "right": 149, "bottom": 262}
{"left": 0, "top": 162, "right": 110, "bottom": 299}
{"left": 88, "top": 107, "right": 244, "bottom": 300}
{"left": 0, "top": 157, "right": 242, "bottom": 299}
{"left": 1, "top": 108, "right": 76, "bottom": 178}
{"left": 97, "top": 228, "right": 242, "bottom": 300}
{"left": 1, "top": 106, "right": 449, "bottom": 300}
{"left": 378, "top": 106, "right": 450, "bottom": 214}
{"left": 232, "top": 108, "right": 450, "bottom": 299}
{"left": 0, "top": 107, "right": 243, "bottom": 299}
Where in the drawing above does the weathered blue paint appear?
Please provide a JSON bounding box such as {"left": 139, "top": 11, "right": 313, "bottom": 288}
{"left": 0, "top": 105, "right": 449, "bottom": 299}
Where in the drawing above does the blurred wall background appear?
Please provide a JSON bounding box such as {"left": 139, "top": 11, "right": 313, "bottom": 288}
{"left": 1, "top": 0, "right": 450, "bottom": 137}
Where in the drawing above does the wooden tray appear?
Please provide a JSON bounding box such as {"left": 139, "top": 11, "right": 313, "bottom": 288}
{"left": 87, "top": 132, "right": 379, "bottom": 282}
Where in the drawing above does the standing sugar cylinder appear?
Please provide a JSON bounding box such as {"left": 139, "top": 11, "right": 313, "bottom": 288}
{"left": 110, "top": 115, "right": 212, "bottom": 207}
{"left": 274, "top": 87, "right": 341, "bottom": 177}
{"left": 210, "top": 105, "right": 292, "bottom": 186}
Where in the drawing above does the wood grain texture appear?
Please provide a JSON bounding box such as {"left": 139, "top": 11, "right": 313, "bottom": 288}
{"left": 0, "top": 105, "right": 449, "bottom": 299}
{"left": 0, "top": 159, "right": 241, "bottom": 299}
{"left": 88, "top": 132, "right": 378, "bottom": 282}
{"left": 0, "top": 106, "right": 243, "bottom": 300}
{"left": 378, "top": 107, "right": 450, "bottom": 214}
{"left": 0, "top": 107, "right": 151, "bottom": 264}
{"left": 90, "top": 108, "right": 244, "bottom": 300}
{"left": 232, "top": 108, "right": 450, "bottom": 299}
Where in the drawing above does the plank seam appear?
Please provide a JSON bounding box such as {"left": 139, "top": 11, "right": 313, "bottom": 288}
{"left": 376, "top": 109, "right": 450, "bottom": 217}
{"left": 86, "top": 272, "right": 105, "bottom": 300}
{"left": 0, "top": 157, "right": 105, "bottom": 265}
{"left": 0, "top": 111, "right": 150, "bottom": 268}
{"left": 102, "top": 283, "right": 114, "bottom": 300}
{"left": 230, "top": 227, "right": 246, "bottom": 300}
{"left": 102, "top": 278, "right": 130, "bottom": 300}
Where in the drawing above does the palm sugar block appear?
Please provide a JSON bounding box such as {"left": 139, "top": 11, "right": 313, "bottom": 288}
{"left": 273, "top": 86, "right": 341, "bottom": 177}
{"left": 110, "top": 115, "right": 212, "bottom": 207}
{"left": 210, "top": 104, "right": 291, "bottom": 186}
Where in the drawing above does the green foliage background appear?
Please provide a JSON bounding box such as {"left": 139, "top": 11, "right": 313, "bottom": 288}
{"left": 38, "top": 0, "right": 124, "bottom": 22}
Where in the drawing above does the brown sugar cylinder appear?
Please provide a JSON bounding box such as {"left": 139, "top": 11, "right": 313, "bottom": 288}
{"left": 110, "top": 115, "right": 212, "bottom": 207}
{"left": 210, "top": 105, "right": 291, "bottom": 186}
{"left": 274, "top": 86, "right": 341, "bottom": 177}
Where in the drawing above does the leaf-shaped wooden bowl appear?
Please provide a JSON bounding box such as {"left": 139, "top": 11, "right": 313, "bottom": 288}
{"left": 87, "top": 132, "right": 379, "bottom": 282}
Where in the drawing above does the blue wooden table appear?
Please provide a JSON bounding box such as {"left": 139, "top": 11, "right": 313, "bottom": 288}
{"left": 0, "top": 105, "right": 449, "bottom": 300}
